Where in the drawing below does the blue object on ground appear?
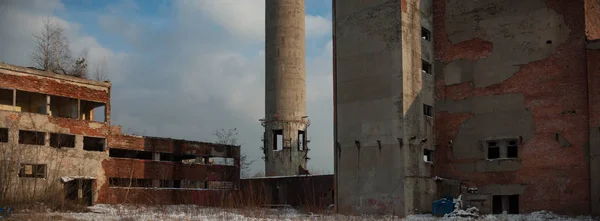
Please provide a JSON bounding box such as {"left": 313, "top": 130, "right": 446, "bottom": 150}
{"left": 0, "top": 207, "right": 13, "bottom": 219}
{"left": 432, "top": 198, "right": 455, "bottom": 217}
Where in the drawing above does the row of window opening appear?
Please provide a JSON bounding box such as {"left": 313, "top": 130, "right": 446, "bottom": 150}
{"left": 0, "top": 128, "right": 105, "bottom": 151}
{"left": 0, "top": 88, "right": 106, "bottom": 122}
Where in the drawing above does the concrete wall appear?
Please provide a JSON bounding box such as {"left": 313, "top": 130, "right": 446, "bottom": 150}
{"left": 434, "top": 0, "right": 591, "bottom": 215}
{"left": 588, "top": 40, "right": 600, "bottom": 215}
{"left": 263, "top": 0, "right": 309, "bottom": 177}
{"left": 334, "top": 0, "right": 435, "bottom": 216}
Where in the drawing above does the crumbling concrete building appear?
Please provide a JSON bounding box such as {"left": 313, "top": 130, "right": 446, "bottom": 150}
{"left": 262, "top": 0, "right": 311, "bottom": 176}
{"left": 0, "top": 62, "right": 240, "bottom": 206}
{"left": 334, "top": 0, "right": 600, "bottom": 217}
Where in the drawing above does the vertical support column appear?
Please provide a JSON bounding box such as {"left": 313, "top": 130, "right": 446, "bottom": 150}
{"left": 46, "top": 95, "right": 51, "bottom": 115}
{"left": 12, "top": 89, "right": 16, "bottom": 111}
{"left": 77, "top": 99, "right": 81, "bottom": 120}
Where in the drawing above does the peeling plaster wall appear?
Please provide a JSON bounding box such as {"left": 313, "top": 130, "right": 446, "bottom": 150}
{"left": 585, "top": 0, "right": 600, "bottom": 40}
{"left": 334, "top": 0, "right": 435, "bottom": 216}
{"left": 0, "top": 111, "right": 108, "bottom": 203}
{"left": 434, "top": 0, "right": 590, "bottom": 215}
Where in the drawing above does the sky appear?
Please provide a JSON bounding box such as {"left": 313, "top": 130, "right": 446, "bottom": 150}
{"left": 0, "top": 0, "right": 334, "bottom": 176}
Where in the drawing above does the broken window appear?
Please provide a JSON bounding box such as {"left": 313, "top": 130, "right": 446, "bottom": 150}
{"left": 492, "top": 195, "right": 519, "bottom": 214}
{"left": 487, "top": 138, "right": 519, "bottom": 159}
{"left": 423, "top": 149, "right": 433, "bottom": 162}
{"left": 507, "top": 140, "right": 518, "bottom": 158}
{"left": 273, "top": 129, "right": 283, "bottom": 151}
{"left": 16, "top": 90, "right": 47, "bottom": 114}
{"left": 109, "top": 148, "right": 152, "bottom": 160}
{"left": 19, "top": 164, "right": 46, "bottom": 178}
{"left": 83, "top": 136, "right": 105, "bottom": 152}
{"left": 421, "top": 27, "right": 431, "bottom": 41}
{"left": 19, "top": 130, "right": 45, "bottom": 146}
{"left": 423, "top": 104, "right": 433, "bottom": 117}
{"left": 209, "top": 157, "right": 235, "bottom": 166}
{"left": 50, "top": 133, "right": 76, "bottom": 148}
{"left": 298, "top": 130, "right": 306, "bottom": 150}
{"left": 487, "top": 141, "right": 500, "bottom": 159}
{"left": 159, "top": 152, "right": 175, "bottom": 162}
{"left": 0, "top": 88, "right": 13, "bottom": 111}
{"left": 207, "top": 181, "right": 234, "bottom": 189}
{"left": 422, "top": 60, "right": 432, "bottom": 75}
{"left": 80, "top": 100, "right": 106, "bottom": 122}
{"left": 109, "top": 178, "right": 153, "bottom": 188}
{"left": 0, "top": 128, "right": 8, "bottom": 143}
{"left": 49, "top": 96, "right": 78, "bottom": 119}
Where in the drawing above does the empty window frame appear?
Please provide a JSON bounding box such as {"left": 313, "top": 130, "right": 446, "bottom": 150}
{"left": 298, "top": 130, "right": 306, "bottom": 150}
{"left": 487, "top": 138, "right": 519, "bottom": 159}
{"left": 422, "top": 60, "right": 432, "bottom": 75}
{"left": 209, "top": 157, "right": 235, "bottom": 166}
{"left": 0, "top": 88, "right": 13, "bottom": 111}
{"left": 83, "top": 136, "right": 105, "bottom": 152}
{"left": 273, "top": 129, "right": 283, "bottom": 151}
{"left": 492, "top": 195, "right": 519, "bottom": 214}
{"left": 49, "top": 96, "right": 78, "bottom": 119}
{"left": 50, "top": 133, "right": 76, "bottom": 148}
{"left": 421, "top": 27, "right": 431, "bottom": 41}
{"left": 0, "top": 128, "right": 7, "bottom": 143}
{"left": 19, "top": 130, "right": 45, "bottom": 146}
{"left": 423, "top": 104, "right": 433, "bottom": 117}
{"left": 423, "top": 149, "right": 433, "bottom": 162}
{"left": 19, "top": 164, "right": 46, "bottom": 178}
{"left": 207, "top": 181, "right": 234, "bottom": 189}
{"left": 108, "top": 148, "right": 153, "bottom": 160}
{"left": 16, "top": 90, "right": 47, "bottom": 114}
{"left": 80, "top": 100, "right": 107, "bottom": 122}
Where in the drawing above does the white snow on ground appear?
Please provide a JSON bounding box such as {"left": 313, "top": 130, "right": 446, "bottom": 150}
{"left": 16, "top": 204, "right": 599, "bottom": 221}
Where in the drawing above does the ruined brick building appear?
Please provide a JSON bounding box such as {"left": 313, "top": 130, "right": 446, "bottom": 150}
{"left": 0, "top": 62, "right": 240, "bottom": 206}
{"left": 333, "top": 0, "right": 600, "bottom": 217}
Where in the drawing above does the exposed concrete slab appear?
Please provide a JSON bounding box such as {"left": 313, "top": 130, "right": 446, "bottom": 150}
{"left": 443, "top": 0, "right": 569, "bottom": 87}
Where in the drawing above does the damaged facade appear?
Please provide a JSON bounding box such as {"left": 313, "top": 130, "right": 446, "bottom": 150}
{"left": 0, "top": 62, "right": 240, "bottom": 206}
{"left": 334, "top": 0, "right": 600, "bottom": 217}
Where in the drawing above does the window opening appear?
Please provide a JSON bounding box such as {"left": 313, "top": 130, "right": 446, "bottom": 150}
{"left": 422, "top": 60, "right": 432, "bottom": 75}
{"left": 19, "top": 130, "right": 45, "bottom": 146}
{"left": 49, "top": 96, "right": 78, "bottom": 119}
{"left": 16, "top": 90, "right": 47, "bottom": 114}
{"left": 50, "top": 133, "right": 76, "bottom": 148}
{"left": 0, "top": 128, "right": 8, "bottom": 143}
{"left": 423, "top": 104, "right": 433, "bottom": 117}
{"left": 0, "top": 88, "right": 13, "bottom": 111}
{"left": 80, "top": 100, "right": 106, "bottom": 122}
{"left": 424, "top": 149, "right": 433, "bottom": 162}
{"left": 83, "top": 136, "right": 105, "bottom": 151}
{"left": 273, "top": 129, "right": 283, "bottom": 151}
{"left": 19, "top": 164, "right": 46, "bottom": 178}
{"left": 421, "top": 27, "right": 431, "bottom": 41}
{"left": 298, "top": 130, "right": 306, "bottom": 150}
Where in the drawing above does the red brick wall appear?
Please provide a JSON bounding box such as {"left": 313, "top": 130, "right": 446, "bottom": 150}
{"left": 433, "top": 0, "right": 590, "bottom": 215}
{"left": 0, "top": 70, "right": 110, "bottom": 104}
{"left": 586, "top": 0, "right": 600, "bottom": 40}
{"left": 102, "top": 188, "right": 235, "bottom": 206}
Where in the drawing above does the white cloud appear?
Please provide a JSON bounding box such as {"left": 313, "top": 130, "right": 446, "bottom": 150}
{"left": 306, "top": 15, "right": 331, "bottom": 38}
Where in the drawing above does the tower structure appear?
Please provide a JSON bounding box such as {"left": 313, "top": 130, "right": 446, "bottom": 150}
{"left": 262, "top": 0, "right": 310, "bottom": 176}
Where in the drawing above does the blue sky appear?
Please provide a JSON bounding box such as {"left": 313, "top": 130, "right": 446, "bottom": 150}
{"left": 0, "top": 0, "right": 333, "bottom": 176}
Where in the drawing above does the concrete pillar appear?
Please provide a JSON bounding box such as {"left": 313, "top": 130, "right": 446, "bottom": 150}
{"left": 263, "top": 0, "right": 309, "bottom": 177}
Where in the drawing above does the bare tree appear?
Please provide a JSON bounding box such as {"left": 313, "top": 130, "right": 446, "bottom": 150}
{"left": 214, "top": 128, "right": 254, "bottom": 178}
{"left": 93, "top": 57, "right": 108, "bottom": 82}
{"left": 31, "top": 17, "right": 73, "bottom": 75}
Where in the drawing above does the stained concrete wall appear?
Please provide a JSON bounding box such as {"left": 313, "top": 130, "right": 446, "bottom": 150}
{"left": 263, "top": 0, "right": 309, "bottom": 177}
{"left": 434, "top": 0, "right": 591, "bottom": 215}
{"left": 334, "top": 0, "right": 435, "bottom": 216}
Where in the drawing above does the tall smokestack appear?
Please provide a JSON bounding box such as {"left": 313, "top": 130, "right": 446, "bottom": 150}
{"left": 262, "top": 0, "right": 309, "bottom": 176}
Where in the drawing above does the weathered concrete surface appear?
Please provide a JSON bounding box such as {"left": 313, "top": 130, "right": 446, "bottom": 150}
{"left": 434, "top": 0, "right": 591, "bottom": 215}
{"left": 334, "top": 0, "right": 435, "bottom": 216}
{"left": 263, "top": 0, "right": 309, "bottom": 177}
{"left": 441, "top": 0, "right": 569, "bottom": 88}
{"left": 585, "top": 0, "right": 600, "bottom": 40}
{"left": 588, "top": 47, "right": 600, "bottom": 215}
